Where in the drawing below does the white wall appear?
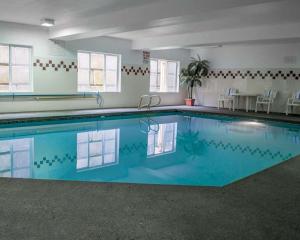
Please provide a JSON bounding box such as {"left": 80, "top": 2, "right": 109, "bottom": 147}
{"left": 191, "top": 43, "right": 300, "bottom": 113}
{"left": 4, "top": 21, "right": 299, "bottom": 114}
{"left": 0, "top": 21, "right": 73, "bottom": 58}
{"left": 64, "top": 37, "right": 141, "bottom": 65}
{"left": 193, "top": 43, "right": 300, "bottom": 69}
{"left": 0, "top": 21, "right": 190, "bottom": 113}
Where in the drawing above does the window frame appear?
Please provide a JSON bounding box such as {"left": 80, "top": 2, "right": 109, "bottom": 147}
{"left": 0, "top": 43, "right": 33, "bottom": 93}
{"left": 77, "top": 50, "right": 121, "bottom": 93}
{"left": 149, "top": 58, "right": 180, "bottom": 93}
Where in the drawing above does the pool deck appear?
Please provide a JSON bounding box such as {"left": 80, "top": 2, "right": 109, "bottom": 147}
{"left": 1, "top": 105, "right": 300, "bottom": 123}
{"left": 0, "top": 106, "right": 300, "bottom": 240}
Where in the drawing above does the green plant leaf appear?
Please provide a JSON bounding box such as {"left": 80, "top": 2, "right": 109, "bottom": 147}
{"left": 179, "top": 55, "right": 209, "bottom": 99}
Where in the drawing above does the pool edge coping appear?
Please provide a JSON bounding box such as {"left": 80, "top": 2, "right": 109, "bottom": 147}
{"left": 0, "top": 106, "right": 300, "bottom": 125}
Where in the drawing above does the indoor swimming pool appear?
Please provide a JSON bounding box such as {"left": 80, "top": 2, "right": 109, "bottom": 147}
{"left": 0, "top": 112, "right": 299, "bottom": 187}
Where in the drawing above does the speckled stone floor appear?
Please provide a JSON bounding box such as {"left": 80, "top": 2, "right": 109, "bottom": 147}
{"left": 0, "top": 155, "right": 299, "bottom": 240}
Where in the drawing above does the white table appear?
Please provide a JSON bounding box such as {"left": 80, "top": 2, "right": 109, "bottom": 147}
{"left": 231, "top": 93, "right": 260, "bottom": 112}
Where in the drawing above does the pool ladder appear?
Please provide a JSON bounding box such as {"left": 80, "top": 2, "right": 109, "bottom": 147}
{"left": 138, "top": 95, "right": 161, "bottom": 110}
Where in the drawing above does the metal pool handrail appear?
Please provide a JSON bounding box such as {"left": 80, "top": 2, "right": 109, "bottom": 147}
{"left": 0, "top": 92, "right": 103, "bottom": 108}
{"left": 138, "top": 95, "right": 161, "bottom": 110}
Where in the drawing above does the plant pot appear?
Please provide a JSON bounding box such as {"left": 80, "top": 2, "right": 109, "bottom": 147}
{"left": 185, "top": 99, "right": 195, "bottom": 106}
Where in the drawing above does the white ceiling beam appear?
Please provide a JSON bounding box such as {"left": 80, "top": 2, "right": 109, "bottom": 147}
{"left": 111, "top": 0, "right": 300, "bottom": 40}
{"left": 131, "top": 22, "right": 300, "bottom": 50}
{"left": 49, "top": 0, "right": 280, "bottom": 40}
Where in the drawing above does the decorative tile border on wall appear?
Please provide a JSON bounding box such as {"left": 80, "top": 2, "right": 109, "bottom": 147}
{"left": 32, "top": 60, "right": 300, "bottom": 80}
{"left": 206, "top": 69, "right": 300, "bottom": 81}
{"left": 33, "top": 58, "right": 77, "bottom": 72}
{"left": 121, "top": 66, "right": 150, "bottom": 76}
{"left": 33, "top": 59, "right": 150, "bottom": 76}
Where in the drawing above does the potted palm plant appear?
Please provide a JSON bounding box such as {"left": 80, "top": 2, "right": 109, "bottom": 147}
{"left": 180, "top": 55, "right": 209, "bottom": 106}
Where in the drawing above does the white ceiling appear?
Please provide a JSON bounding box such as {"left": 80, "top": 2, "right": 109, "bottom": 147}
{"left": 0, "top": 0, "right": 159, "bottom": 25}
{"left": 0, "top": 0, "right": 300, "bottom": 49}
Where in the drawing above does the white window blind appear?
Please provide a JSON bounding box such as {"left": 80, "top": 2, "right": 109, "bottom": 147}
{"left": 0, "top": 44, "right": 32, "bottom": 92}
{"left": 150, "top": 59, "right": 179, "bottom": 92}
{"left": 78, "top": 51, "right": 121, "bottom": 92}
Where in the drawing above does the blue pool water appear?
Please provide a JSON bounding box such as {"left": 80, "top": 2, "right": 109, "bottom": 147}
{"left": 0, "top": 112, "right": 300, "bottom": 187}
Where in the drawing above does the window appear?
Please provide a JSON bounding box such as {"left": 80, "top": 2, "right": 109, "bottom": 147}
{"left": 147, "top": 122, "right": 177, "bottom": 157}
{"left": 77, "top": 51, "right": 121, "bottom": 92}
{"left": 0, "top": 44, "right": 32, "bottom": 92}
{"left": 0, "top": 138, "right": 33, "bottom": 178}
{"left": 76, "top": 129, "right": 120, "bottom": 171}
{"left": 150, "top": 59, "right": 179, "bottom": 92}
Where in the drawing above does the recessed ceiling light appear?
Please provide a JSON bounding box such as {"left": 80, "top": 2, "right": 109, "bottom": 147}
{"left": 41, "top": 18, "right": 55, "bottom": 27}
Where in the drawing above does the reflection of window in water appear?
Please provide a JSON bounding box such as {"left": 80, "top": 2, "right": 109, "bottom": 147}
{"left": 77, "top": 129, "right": 120, "bottom": 171}
{"left": 285, "top": 128, "right": 300, "bottom": 144}
{"left": 0, "top": 138, "right": 33, "bottom": 178}
{"left": 147, "top": 123, "right": 177, "bottom": 157}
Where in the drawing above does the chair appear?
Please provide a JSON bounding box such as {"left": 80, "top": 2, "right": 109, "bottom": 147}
{"left": 218, "top": 88, "right": 238, "bottom": 110}
{"left": 255, "top": 89, "right": 278, "bottom": 114}
{"left": 286, "top": 91, "right": 300, "bottom": 115}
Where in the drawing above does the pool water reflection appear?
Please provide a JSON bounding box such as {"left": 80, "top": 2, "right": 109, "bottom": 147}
{"left": 0, "top": 113, "right": 299, "bottom": 187}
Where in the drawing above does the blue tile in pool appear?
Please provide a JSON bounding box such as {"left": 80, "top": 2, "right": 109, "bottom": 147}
{"left": 0, "top": 112, "right": 299, "bottom": 187}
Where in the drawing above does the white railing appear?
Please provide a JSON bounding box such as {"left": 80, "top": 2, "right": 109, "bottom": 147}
{"left": 0, "top": 92, "right": 103, "bottom": 108}
{"left": 138, "top": 95, "right": 161, "bottom": 110}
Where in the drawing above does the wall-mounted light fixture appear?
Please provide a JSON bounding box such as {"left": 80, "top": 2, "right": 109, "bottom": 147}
{"left": 41, "top": 18, "right": 55, "bottom": 27}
